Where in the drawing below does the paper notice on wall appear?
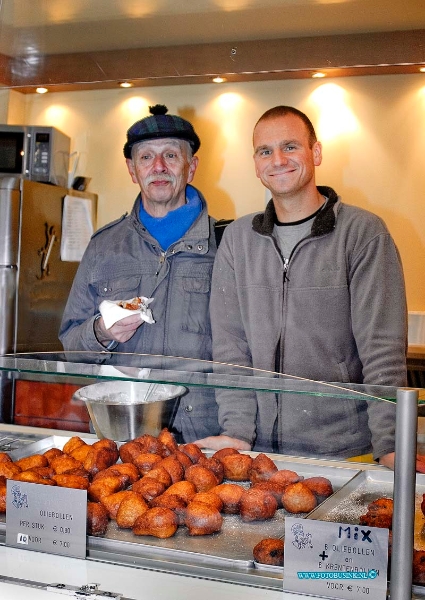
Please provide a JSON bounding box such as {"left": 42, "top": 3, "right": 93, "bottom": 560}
{"left": 60, "top": 195, "right": 94, "bottom": 262}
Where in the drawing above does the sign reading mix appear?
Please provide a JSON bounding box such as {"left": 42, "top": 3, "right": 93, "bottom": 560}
{"left": 284, "top": 516, "right": 389, "bottom": 600}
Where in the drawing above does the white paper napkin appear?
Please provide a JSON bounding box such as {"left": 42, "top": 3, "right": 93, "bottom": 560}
{"left": 99, "top": 297, "right": 155, "bottom": 329}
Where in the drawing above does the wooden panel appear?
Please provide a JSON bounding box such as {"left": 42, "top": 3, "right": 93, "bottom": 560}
{"left": 14, "top": 380, "right": 90, "bottom": 433}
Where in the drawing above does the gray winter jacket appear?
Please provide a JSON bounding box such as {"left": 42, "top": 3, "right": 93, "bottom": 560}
{"left": 59, "top": 189, "right": 220, "bottom": 441}
{"left": 210, "top": 186, "right": 407, "bottom": 459}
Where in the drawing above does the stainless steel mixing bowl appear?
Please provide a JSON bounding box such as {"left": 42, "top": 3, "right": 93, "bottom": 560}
{"left": 73, "top": 380, "right": 186, "bottom": 441}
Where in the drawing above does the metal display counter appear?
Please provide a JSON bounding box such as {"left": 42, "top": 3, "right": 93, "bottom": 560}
{"left": 0, "top": 353, "right": 424, "bottom": 599}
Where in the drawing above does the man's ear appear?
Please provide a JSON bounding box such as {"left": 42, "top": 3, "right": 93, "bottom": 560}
{"left": 187, "top": 155, "right": 199, "bottom": 184}
{"left": 126, "top": 158, "right": 138, "bottom": 184}
{"left": 313, "top": 141, "right": 322, "bottom": 167}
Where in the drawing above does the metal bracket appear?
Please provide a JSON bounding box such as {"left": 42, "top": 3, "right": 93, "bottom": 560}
{"left": 46, "top": 582, "right": 122, "bottom": 599}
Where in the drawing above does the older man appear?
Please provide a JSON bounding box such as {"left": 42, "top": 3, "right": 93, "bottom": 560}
{"left": 59, "top": 104, "right": 220, "bottom": 442}
{"left": 197, "top": 105, "right": 411, "bottom": 470}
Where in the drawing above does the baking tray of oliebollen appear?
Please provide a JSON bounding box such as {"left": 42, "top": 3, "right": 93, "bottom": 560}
{"left": 2, "top": 435, "right": 362, "bottom": 573}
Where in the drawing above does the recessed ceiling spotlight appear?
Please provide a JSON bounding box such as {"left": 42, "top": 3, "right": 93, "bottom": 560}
{"left": 36, "top": 87, "right": 48, "bottom": 94}
{"left": 119, "top": 81, "right": 133, "bottom": 88}
{"left": 419, "top": 67, "right": 425, "bottom": 73}
{"left": 212, "top": 76, "right": 227, "bottom": 83}
{"left": 312, "top": 72, "right": 326, "bottom": 78}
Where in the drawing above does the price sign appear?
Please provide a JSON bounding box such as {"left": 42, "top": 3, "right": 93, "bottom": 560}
{"left": 6, "top": 480, "right": 87, "bottom": 558}
{"left": 284, "top": 517, "right": 389, "bottom": 600}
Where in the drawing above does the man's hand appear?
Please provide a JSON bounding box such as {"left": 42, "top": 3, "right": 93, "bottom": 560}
{"left": 193, "top": 435, "right": 251, "bottom": 451}
{"left": 416, "top": 455, "right": 425, "bottom": 473}
{"left": 94, "top": 314, "right": 143, "bottom": 346}
{"left": 378, "top": 451, "right": 425, "bottom": 473}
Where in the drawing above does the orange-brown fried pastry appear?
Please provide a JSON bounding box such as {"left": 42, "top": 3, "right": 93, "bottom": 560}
{"left": 63, "top": 436, "right": 86, "bottom": 455}
{"left": 359, "top": 513, "right": 392, "bottom": 529}
{"left": 87, "top": 501, "right": 109, "bottom": 536}
{"left": 104, "top": 463, "right": 140, "bottom": 484}
{"left": 132, "top": 453, "right": 162, "bottom": 476}
{"left": 13, "top": 471, "right": 55, "bottom": 485}
{"left": 119, "top": 440, "right": 144, "bottom": 464}
{"left": 133, "top": 434, "right": 169, "bottom": 457}
{"left": 185, "top": 501, "right": 223, "bottom": 535}
{"left": 162, "top": 480, "right": 197, "bottom": 504}
{"left": 248, "top": 453, "right": 278, "bottom": 484}
{"left": 221, "top": 453, "right": 253, "bottom": 482}
{"left": 133, "top": 507, "right": 178, "bottom": 538}
{"left": 83, "top": 444, "right": 118, "bottom": 476}
{"left": 88, "top": 474, "right": 127, "bottom": 502}
{"left": 132, "top": 478, "right": 166, "bottom": 504}
{"left": 253, "top": 538, "right": 285, "bottom": 566}
{"left": 413, "top": 550, "right": 425, "bottom": 585}
{"left": 142, "top": 466, "right": 172, "bottom": 488}
{"left": 15, "top": 454, "right": 48, "bottom": 471}
{"left": 0, "top": 476, "right": 6, "bottom": 513}
{"left": 191, "top": 491, "right": 224, "bottom": 513}
{"left": 157, "top": 456, "right": 185, "bottom": 484}
{"left": 27, "top": 466, "right": 55, "bottom": 480}
{"left": 53, "top": 474, "right": 90, "bottom": 490}
{"left": 179, "top": 443, "right": 204, "bottom": 464}
{"left": 282, "top": 482, "right": 317, "bottom": 514}
{"left": 0, "top": 452, "right": 12, "bottom": 463}
{"left": 150, "top": 494, "right": 187, "bottom": 525}
{"left": 91, "top": 469, "right": 129, "bottom": 490}
{"left": 43, "top": 448, "right": 64, "bottom": 464}
{"left": 0, "top": 462, "right": 21, "bottom": 479}
{"left": 252, "top": 481, "right": 285, "bottom": 508}
{"left": 269, "top": 469, "right": 303, "bottom": 488}
{"left": 212, "top": 483, "right": 244, "bottom": 514}
{"left": 197, "top": 456, "right": 224, "bottom": 484}
{"left": 367, "top": 497, "right": 393, "bottom": 516}
{"left": 116, "top": 493, "right": 149, "bottom": 528}
{"left": 185, "top": 464, "right": 218, "bottom": 493}
{"left": 158, "top": 428, "right": 178, "bottom": 453}
{"left": 101, "top": 490, "right": 137, "bottom": 519}
{"left": 70, "top": 443, "right": 93, "bottom": 463}
{"left": 240, "top": 488, "right": 278, "bottom": 521}
{"left": 303, "top": 477, "right": 334, "bottom": 503}
{"left": 212, "top": 447, "right": 239, "bottom": 462}
{"left": 172, "top": 450, "right": 193, "bottom": 469}
{"left": 50, "top": 454, "right": 83, "bottom": 475}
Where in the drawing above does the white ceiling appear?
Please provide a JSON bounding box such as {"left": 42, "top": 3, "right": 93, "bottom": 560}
{"left": 1, "top": 0, "right": 424, "bottom": 56}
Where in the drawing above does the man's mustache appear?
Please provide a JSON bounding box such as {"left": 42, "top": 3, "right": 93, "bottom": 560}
{"left": 145, "top": 174, "right": 174, "bottom": 184}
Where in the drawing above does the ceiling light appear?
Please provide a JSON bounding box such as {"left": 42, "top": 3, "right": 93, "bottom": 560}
{"left": 36, "top": 87, "right": 48, "bottom": 94}
{"left": 312, "top": 72, "right": 326, "bottom": 79}
{"left": 420, "top": 67, "right": 425, "bottom": 73}
{"left": 119, "top": 82, "right": 133, "bottom": 88}
{"left": 212, "top": 76, "right": 227, "bottom": 83}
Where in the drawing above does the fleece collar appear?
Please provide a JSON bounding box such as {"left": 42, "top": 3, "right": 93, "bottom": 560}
{"left": 252, "top": 186, "right": 339, "bottom": 237}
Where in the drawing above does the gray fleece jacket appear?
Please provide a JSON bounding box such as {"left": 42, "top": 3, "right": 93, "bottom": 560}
{"left": 210, "top": 186, "right": 407, "bottom": 460}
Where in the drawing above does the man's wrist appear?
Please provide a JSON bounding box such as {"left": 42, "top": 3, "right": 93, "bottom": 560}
{"left": 93, "top": 314, "right": 118, "bottom": 349}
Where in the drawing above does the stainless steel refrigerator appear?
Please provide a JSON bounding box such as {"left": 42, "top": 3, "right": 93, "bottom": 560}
{"left": 0, "top": 176, "right": 97, "bottom": 421}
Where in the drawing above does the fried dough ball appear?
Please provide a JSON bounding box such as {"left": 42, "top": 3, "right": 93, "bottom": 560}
{"left": 50, "top": 454, "right": 83, "bottom": 475}
{"left": 142, "top": 466, "right": 172, "bottom": 488}
{"left": 0, "top": 462, "right": 21, "bottom": 479}
{"left": 240, "top": 488, "right": 278, "bottom": 522}
{"left": 157, "top": 428, "right": 178, "bottom": 453}
{"left": 70, "top": 444, "right": 93, "bottom": 463}
{"left": 88, "top": 474, "right": 127, "bottom": 502}
{"left": 15, "top": 454, "right": 48, "bottom": 471}
{"left": 63, "top": 436, "right": 86, "bottom": 455}
{"left": 248, "top": 453, "right": 278, "bottom": 484}
{"left": 253, "top": 538, "right": 285, "bottom": 566}
{"left": 157, "top": 456, "right": 185, "bottom": 484}
{"left": 133, "top": 507, "right": 178, "bottom": 538}
{"left": 281, "top": 482, "right": 317, "bottom": 514}
{"left": 212, "top": 483, "right": 244, "bottom": 514}
{"left": 132, "top": 453, "right": 162, "bottom": 476}
{"left": 359, "top": 513, "right": 393, "bottom": 529}
{"left": 185, "top": 501, "right": 223, "bottom": 536}
{"left": 43, "top": 448, "right": 64, "bottom": 464}
{"left": 221, "top": 453, "right": 253, "bottom": 482}
{"left": 52, "top": 474, "right": 90, "bottom": 490}
{"left": 162, "top": 480, "right": 197, "bottom": 504}
{"left": 13, "top": 471, "right": 56, "bottom": 485}
{"left": 87, "top": 501, "right": 109, "bottom": 536}
{"left": 132, "top": 478, "right": 166, "bottom": 504}
{"left": 303, "top": 477, "right": 334, "bottom": 503}
{"left": 179, "top": 443, "right": 204, "bottom": 464}
{"left": 269, "top": 469, "right": 303, "bottom": 488}
{"left": 413, "top": 550, "right": 425, "bottom": 585}
{"left": 133, "top": 434, "right": 169, "bottom": 457}
{"left": 212, "top": 447, "right": 240, "bottom": 462}
{"left": 367, "top": 497, "right": 393, "bottom": 516}
{"left": 0, "top": 452, "right": 12, "bottom": 463}
{"left": 172, "top": 450, "right": 193, "bottom": 469}
{"left": 83, "top": 442, "right": 119, "bottom": 476}
{"left": 151, "top": 494, "right": 187, "bottom": 525}
{"left": 0, "top": 476, "right": 6, "bottom": 513}
{"left": 191, "top": 491, "right": 224, "bottom": 513}
{"left": 61, "top": 467, "right": 90, "bottom": 479}
{"left": 101, "top": 490, "right": 138, "bottom": 519}
{"left": 185, "top": 464, "right": 218, "bottom": 492}
{"left": 119, "top": 440, "right": 144, "bottom": 464}
{"left": 252, "top": 481, "right": 285, "bottom": 508}
{"left": 197, "top": 456, "right": 224, "bottom": 484}
{"left": 104, "top": 463, "right": 140, "bottom": 484}
{"left": 27, "top": 466, "right": 55, "bottom": 480}
{"left": 116, "top": 493, "right": 149, "bottom": 528}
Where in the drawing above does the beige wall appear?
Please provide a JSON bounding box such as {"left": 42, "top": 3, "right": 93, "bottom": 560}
{"left": 7, "top": 74, "right": 425, "bottom": 310}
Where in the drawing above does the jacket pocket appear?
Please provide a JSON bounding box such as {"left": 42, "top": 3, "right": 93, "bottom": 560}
{"left": 93, "top": 274, "right": 142, "bottom": 299}
{"left": 181, "top": 277, "right": 211, "bottom": 335}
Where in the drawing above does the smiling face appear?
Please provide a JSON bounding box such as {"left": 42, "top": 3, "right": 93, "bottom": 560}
{"left": 126, "top": 138, "right": 198, "bottom": 217}
{"left": 253, "top": 113, "right": 322, "bottom": 204}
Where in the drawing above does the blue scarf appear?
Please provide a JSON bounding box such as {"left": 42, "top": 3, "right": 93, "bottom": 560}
{"left": 139, "top": 185, "right": 202, "bottom": 250}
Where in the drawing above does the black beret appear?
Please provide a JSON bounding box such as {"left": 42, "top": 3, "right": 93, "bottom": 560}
{"left": 123, "top": 104, "right": 201, "bottom": 158}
